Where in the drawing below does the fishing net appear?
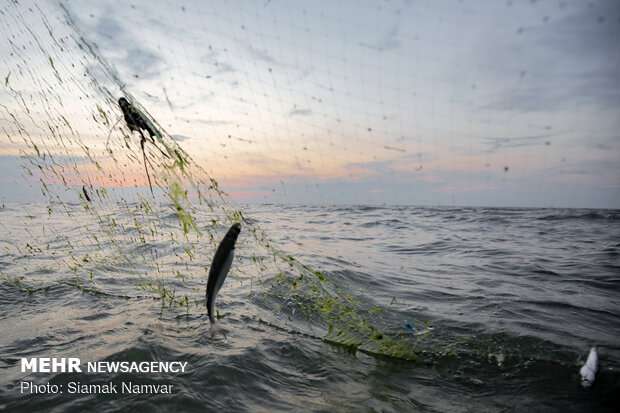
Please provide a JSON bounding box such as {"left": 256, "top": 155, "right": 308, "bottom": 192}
{"left": 0, "top": 0, "right": 430, "bottom": 361}
{"left": 1, "top": 0, "right": 616, "bottom": 363}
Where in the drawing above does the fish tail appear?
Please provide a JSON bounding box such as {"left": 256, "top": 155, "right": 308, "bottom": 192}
{"left": 209, "top": 320, "right": 226, "bottom": 339}
{"left": 207, "top": 296, "right": 215, "bottom": 323}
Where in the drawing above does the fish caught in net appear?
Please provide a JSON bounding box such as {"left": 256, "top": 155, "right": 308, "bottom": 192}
{"left": 0, "top": 0, "right": 436, "bottom": 361}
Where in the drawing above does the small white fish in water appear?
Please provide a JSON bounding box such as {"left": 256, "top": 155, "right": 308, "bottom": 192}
{"left": 580, "top": 347, "right": 598, "bottom": 388}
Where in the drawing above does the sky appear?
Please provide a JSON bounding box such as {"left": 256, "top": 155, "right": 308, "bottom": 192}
{"left": 1, "top": 0, "right": 619, "bottom": 207}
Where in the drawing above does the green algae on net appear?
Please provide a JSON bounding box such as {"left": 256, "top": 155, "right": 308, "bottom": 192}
{"left": 265, "top": 267, "right": 424, "bottom": 362}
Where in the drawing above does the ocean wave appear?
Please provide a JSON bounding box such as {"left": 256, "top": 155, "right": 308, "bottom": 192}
{"left": 536, "top": 210, "right": 620, "bottom": 221}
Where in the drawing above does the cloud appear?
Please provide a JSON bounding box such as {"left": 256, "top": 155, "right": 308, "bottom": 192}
{"left": 571, "top": 66, "right": 620, "bottom": 107}
{"left": 481, "top": 133, "right": 554, "bottom": 152}
{"left": 485, "top": 68, "right": 620, "bottom": 112}
{"left": 244, "top": 43, "right": 279, "bottom": 65}
{"left": 123, "top": 47, "right": 163, "bottom": 79}
{"left": 359, "top": 23, "right": 400, "bottom": 51}
{"left": 199, "top": 49, "right": 236, "bottom": 75}
{"left": 383, "top": 145, "right": 406, "bottom": 153}
{"left": 34, "top": 0, "right": 619, "bottom": 208}
{"left": 65, "top": 3, "right": 166, "bottom": 80}
{"left": 540, "top": 1, "right": 620, "bottom": 60}
{"left": 484, "top": 89, "right": 563, "bottom": 113}
{"left": 94, "top": 15, "right": 123, "bottom": 41}
{"left": 288, "top": 108, "right": 312, "bottom": 117}
{"left": 344, "top": 159, "right": 397, "bottom": 177}
{"left": 547, "top": 157, "right": 620, "bottom": 176}
{"left": 483, "top": 1, "right": 620, "bottom": 112}
{"left": 587, "top": 135, "right": 620, "bottom": 151}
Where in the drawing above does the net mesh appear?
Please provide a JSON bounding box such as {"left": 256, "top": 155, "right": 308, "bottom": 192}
{"left": 1, "top": 0, "right": 616, "bottom": 361}
{"left": 0, "top": 0, "right": 433, "bottom": 360}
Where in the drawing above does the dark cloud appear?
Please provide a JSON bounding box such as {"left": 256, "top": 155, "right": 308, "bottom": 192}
{"left": 94, "top": 15, "right": 123, "bottom": 41}
{"left": 66, "top": 3, "right": 166, "bottom": 80}
{"left": 124, "top": 47, "right": 163, "bottom": 78}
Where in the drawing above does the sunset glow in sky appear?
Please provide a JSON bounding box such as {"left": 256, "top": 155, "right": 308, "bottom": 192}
{"left": 1, "top": 0, "right": 619, "bottom": 207}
